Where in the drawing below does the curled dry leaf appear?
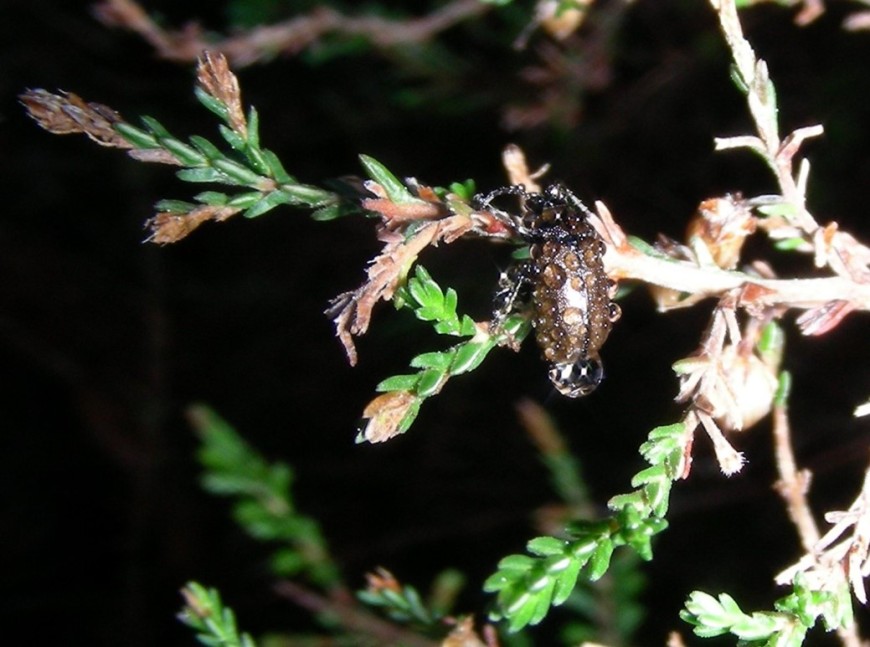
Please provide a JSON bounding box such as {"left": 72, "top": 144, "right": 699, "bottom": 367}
{"left": 21, "top": 88, "right": 183, "bottom": 165}
{"left": 197, "top": 51, "right": 247, "bottom": 137}
{"left": 364, "top": 567, "right": 402, "bottom": 594}
{"left": 360, "top": 390, "right": 418, "bottom": 443}
{"left": 651, "top": 195, "right": 757, "bottom": 310}
{"left": 776, "top": 467, "right": 870, "bottom": 604}
{"left": 361, "top": 197, "right": 443, "bottom": 227}
{"left": 20, "top": 89, "right": 131, "bottom": 148}
{"left": 442, "top": 616, "right": 488, "bottom": 647}
{"left": 686, "top": 195, "right": 756, "bottom": 270}
{"left": 327, "top": 213, "right": 473, "bottom": 365}
{"left": 675, "top": 305, "right": 779, "bottom": 434}
{"left": 796, "top": 300, "right": 856, "bottom": 336}
{"left": 146, "top": 205, "right": 243, "bottom": 244}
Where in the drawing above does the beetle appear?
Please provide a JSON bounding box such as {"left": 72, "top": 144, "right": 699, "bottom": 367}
{"left": 474, "top": 183, "right": 621, "bottom": 397}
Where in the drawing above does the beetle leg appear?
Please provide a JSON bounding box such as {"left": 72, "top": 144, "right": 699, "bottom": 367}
{"left": 473, "top": 185, "right": 534, "bottom": 237}
{"left": 490, "top": 260, "right": 536, "bottom": 339}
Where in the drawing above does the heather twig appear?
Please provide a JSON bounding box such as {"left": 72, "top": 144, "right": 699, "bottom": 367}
{"left": 179, "top": 582, "right": 257, "bottom": 647}
{"left": 92, "top": 0, "right": 492, "bottom": 67}
{"left": 21, "top": 52, "right": 339, "bottom": 243}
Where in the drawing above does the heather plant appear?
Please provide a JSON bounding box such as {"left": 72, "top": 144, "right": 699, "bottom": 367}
{"left": 20, "top": 0, "right": 870, "bottom": 645}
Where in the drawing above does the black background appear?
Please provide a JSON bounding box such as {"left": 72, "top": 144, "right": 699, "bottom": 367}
{"left": 2, "top": 0, "right": 869, "bottom": 644}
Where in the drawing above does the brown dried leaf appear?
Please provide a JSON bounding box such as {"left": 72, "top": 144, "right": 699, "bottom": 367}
{"left": 364, "top": 567, "right": 402, "bottom": 594}
{"left": 361, "top": 197, "right": 443, "bottom": 227}
{"left": 360, "top": 390, "right": 418, "bottom": 443}
{"left": 442, "top": 616, "right": 488, "bottom": 647}
{"left": 145, "top": 205, "right": 242, "bottom": 244}
{"left": 20, "top": 89, "right": 131, "bottom": 148}
{"left": 796, "top": 300, "right": 855, "bottom": 336}
{"left": 197, "top": 51, "right": 247, "bottom": 137}
{"left": 686, "top": 196, "right": 756, "bottom": 270}
{"left": 326, "top": 216, "right": 473, "bottom": 365}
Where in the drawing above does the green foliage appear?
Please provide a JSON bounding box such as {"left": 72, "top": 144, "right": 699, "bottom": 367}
{"left": 436, "top": 179, "right": 477, "bottom": 202}
{"left": 364, "top": 265, "right": 531, "bottom": 439}
{"left": 359, "top": 154, "right": 424, "bottom": 206}
{"left": 356, "top": 580, "right": 440, "bottom": 628}
{"left": 485, "top": 423, "right": 682, "bottom": 632}
{"left": 179, "top": 581, "right": 257, "bottom": 647}
{"left": 558, "top": 551, "right": 646, "bottom": 645}
{"left": 114, "top": 73, "right": 339, "bottom": 223}
{"left": 188, "top": 405, "right": 339, "bottom": 587}
{"left": 608, "top": 422, "right": 686, "bottom": 519}
{"left": 680, "top": 574, "right": 852, "bottom": 646}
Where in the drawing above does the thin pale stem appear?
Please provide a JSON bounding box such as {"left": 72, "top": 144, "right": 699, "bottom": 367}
{"left": 605, "top": 243, "right": 870, "bottom": 312}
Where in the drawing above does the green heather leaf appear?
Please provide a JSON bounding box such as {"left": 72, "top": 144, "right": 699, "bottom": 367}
{"left": 408, "top": 276, "right": 436, "bottom": 309}
{"left": 242, "top": 191, "right": 294, "bottom": 219}
{"left": 280, "top": 184, "right": 335, "bottom": 206}
{"left": 757, "top": 319, "right": 784, "bottom": 357}
{"left": 219, "top": 124, "right": 247, "bottom": 151}
{"left": 271, "top": 548, "right": 306, "bottom": 576}
{"left": 482, "top": 571, "right": 509, "bottom": 592}
{"left": 189, "top": 135, "right": 224, "bottom": 161}
{"left": 262, "top": 149, "right": 293, "bottom": 183}
{"left": 194, "top": 85, "right": 230, "bottom": 121}
{"left": 376, "top": 374, "right": 420, "bottom": 392}
{"left": 508, "top": 597, "right": 538, "bottom": 633}
{"left": 415, "top": 307, "right": 441, "bottom": 322}
{"left": 212, "top": 158, "right": 264, "bottom": 186}
{"left": 161, "top": 138, "right": 208, "bottom": 166}
{"left": 409, "top": 351, "right": 453, "bottom": 370}
{"left": 627, "top": 236, "right": 673, "bottom": 259}
{"left": 756, "top": 202, "right": 798, "bottom": 218}
{"left": 114, "top": 122, "right": 159, "bottom": 148}
{"left": 459, "top": 315, "right": 477, "bottom": 336}
{"left": 443, "top": 287, "right": 458, "bottom": 315}
{"left": 731, "top": 614, "right": 779, "bottom": 640}
{"left": 729, "top": 63, "right": 750, "bottom": 95}
{"left": 631, "top": 464, "right": 666, "bottom": 487}
{"left": 246, "top": 106, "right": 261, "bottom": 149}
{"left": 451, "top": 341, "right": 492, "bottom": 374}
{"left": 433, "top": 319, "right": 461, "bottom": 335}
{"left": 528, "top": 581, "right": 556, "bottom": 626}
{"left": 647, "top": 422, "right": 685, "bottom": 442}
{"left": 359, "top": 154, "right": 421, "bottom": 205}
{"left": 415, "top": 368, "right": 443, "bottom": 397}
{"left": 140, "top": 115, "right": 172, "bottom": 139}
{"left": 310, "top": 204, "right": 342, "bottom": 221}
{"left": 495, "top": 554, "right": 536, "bottom": 574}
{"left": 226, "top": 192, "right": 262, "bottom": 209}
{"left": 588, "top": 539, "right": 614, "bottom": 581}
{"left": 244, "top": 144, "right": 270, "bottom": 176}
{"left": 176, "top": 167, "right": 225, "bottom": 183}
{"left": 607, "top": 492, "right": 643, "bottom": 512}
{"left": 448, "top": 180, "right": 475, "bottom": 200}
{"left": 646, "top": 480, "right": 672, "bottom": 518}
{"left": 155, "top": 199, "right": 196, "bottom": 213}
{"left": 195, "top": 191, "right": 229, "bottom": 206}
{"left": 774, "top": 237, "right": 808, "bottom": 251}
{"left": 396, "top": 399, "right": 422, "bottom": 434}
{"left": 717, "top": 592, "right": 742, "bottom": 616}
{"left": 527, "top": 536, "right": 567, "bottom": 556}
{"left": 552, "top": 556, "right": 582, "bottom": 605}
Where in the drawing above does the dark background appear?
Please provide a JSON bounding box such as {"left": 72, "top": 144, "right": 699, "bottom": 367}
{"left": 2, "top": 0, "right": 869, "bottom": 644}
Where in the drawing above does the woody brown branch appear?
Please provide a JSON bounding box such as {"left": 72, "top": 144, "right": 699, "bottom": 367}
{"left": 93, "top": 0, "right": 492, "bottom": 67}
